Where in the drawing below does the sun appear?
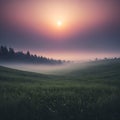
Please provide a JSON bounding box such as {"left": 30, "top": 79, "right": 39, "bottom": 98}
{"left": 57, "top": 20, "right": 62, "bottom": 27}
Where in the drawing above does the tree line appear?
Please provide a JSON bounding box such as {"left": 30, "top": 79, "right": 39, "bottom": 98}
{"left": 0, "top": 45, "right": 66, "bottom": 64}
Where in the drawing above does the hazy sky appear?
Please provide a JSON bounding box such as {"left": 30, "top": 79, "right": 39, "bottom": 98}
{"left": 0, "top": 0, "right": 120, "bottom": 60}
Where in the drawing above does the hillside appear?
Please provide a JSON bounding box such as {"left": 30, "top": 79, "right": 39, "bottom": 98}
{"left": 0, "top": 60, "right": 120, "bottom": 120}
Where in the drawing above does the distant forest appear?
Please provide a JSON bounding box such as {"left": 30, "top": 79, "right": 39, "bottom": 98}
{"left": 0, "top": 46, "right": 66, "bottom": 64}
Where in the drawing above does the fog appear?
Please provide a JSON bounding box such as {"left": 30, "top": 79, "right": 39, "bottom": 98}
{"left": 0, "top": 62, "right": 89, "bottom": 75}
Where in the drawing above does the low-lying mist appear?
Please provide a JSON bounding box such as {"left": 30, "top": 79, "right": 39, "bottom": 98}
{"left": 0, "top": 62, "right": 89, "bottom": 75}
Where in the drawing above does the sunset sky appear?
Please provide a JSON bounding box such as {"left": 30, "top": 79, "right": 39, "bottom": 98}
{"left": 0, "top": 0, "right": 120, "bottom": 60}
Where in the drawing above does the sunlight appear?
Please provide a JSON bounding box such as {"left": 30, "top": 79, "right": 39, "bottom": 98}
{"left": 57, "top": 20, "right": 62, "bottom": 27}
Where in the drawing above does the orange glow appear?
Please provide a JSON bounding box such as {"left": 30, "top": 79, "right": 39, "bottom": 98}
{"left": 57, "top": 20, "right": 62, "bottom": 27}
{"left": 2, "top": 1, "right": 115, "bottom": 40}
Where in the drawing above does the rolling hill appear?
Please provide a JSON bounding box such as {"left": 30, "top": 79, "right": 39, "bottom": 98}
{"left": 0, "top": 60, "right": 120, "bottom": 120}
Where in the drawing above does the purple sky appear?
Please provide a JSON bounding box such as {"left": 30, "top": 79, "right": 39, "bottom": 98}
{"left": 0, "top": 0, "right": 120, "bottom": 60}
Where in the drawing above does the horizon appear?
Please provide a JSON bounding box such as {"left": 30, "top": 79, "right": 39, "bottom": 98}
{"left": 0, "top": 0, "right": 120, "bottom": 60}
{"left": 1, "top": 45, "right": 120, "bottom": 62}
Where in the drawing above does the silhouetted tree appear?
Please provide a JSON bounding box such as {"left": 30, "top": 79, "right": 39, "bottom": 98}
{"left": 9, "top": 48, "right": 15, "bottom": 57}
{"left": 26, "top": 51, "right": 30, "bottom": 57}
{"left": 0, "top": 45, "right": 65, "bottom": 64}
{"left": 0, "top": 46, "right": 8, "bottom": 56}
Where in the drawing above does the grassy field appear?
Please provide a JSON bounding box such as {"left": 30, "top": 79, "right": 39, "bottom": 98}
{"left": 0, "top": 61, "right": 120, "bottom": 120}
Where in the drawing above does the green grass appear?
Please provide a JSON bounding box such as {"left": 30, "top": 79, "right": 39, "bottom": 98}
{"left": 0, "top": 61, "right": 120, "bottom": 120}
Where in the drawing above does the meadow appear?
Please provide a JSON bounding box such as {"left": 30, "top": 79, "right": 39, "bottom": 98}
{"left": 0, "top": 60, "right": 120, "bottom": 120}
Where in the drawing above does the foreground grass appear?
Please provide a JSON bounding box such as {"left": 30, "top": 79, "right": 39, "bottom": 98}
{"left": 0, "top": 61, "right": 120, "bottom": 120}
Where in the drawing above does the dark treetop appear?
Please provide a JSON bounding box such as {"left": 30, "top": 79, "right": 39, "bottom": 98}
{"left": 0, "top": 45, "right": 66, "bottom": 65}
